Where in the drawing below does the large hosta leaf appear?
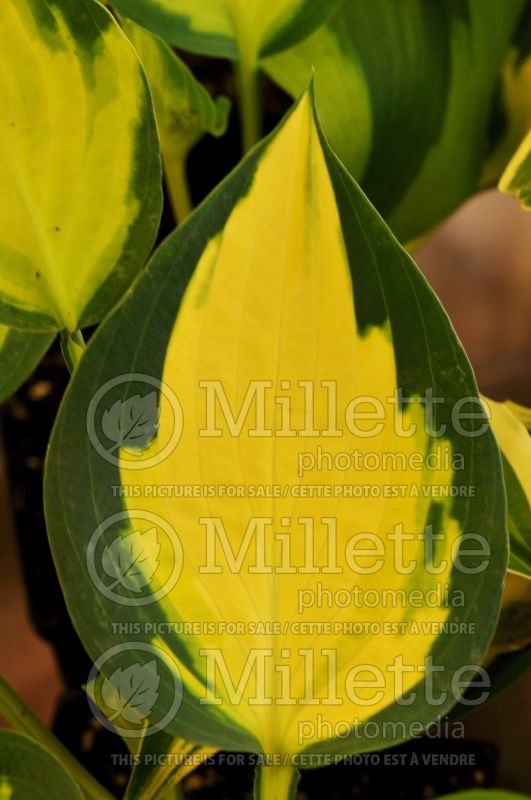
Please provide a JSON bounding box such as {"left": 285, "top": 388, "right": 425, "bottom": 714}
{"left": 111, "top": 0, "right": 343, "bottom": 62}
{"left": 264, "top": 0, "right": 527, "bottom": 243}
{"left": 46, "top": 92, "right": 505, "bottom": 792}
{"left": 0, "top": 730, "right": 82, "bottom": 800}
{"left": 0, "top": 324, "right": 53, "bottom": 403}
{"left": 0, "top": 0, "right": 161, "bottom": 333}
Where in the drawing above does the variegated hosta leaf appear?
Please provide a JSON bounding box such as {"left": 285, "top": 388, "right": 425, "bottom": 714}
{"left": 507, "top": 400, "right": 531, "bottom": 432}
{"left": 264, "top": 0, "right": 527, "bottom": 244}
{"left": 121, "top": 19, "right": 230, "bottom": 219}
{"left": 459, "top": 398, "right": 531, "bottom": 703}
{"left": 111, "top": 0, "right": 343, "bottom": 62}
{"left": 46, "top": 92, "right": 505, "bottom": 787}
{"left": 482, "top": 2, "right": 531, "bottom": 189}
{"left": 0, "top": 324, "right": 53, "bottom": 403}
{"left": 0, "top": 0, "right": 161, "bottom": 333}
{"left": 0, "top": 730, "right": 82, "bottom": 800}
{"left": 499, "top": 128, "right": 531, "bottom": 209}
{"left": 484, "top": 398, "right": 531, "bottom": 656}
{"left": 485, "top": 398, "right": 531, "bottom": 578}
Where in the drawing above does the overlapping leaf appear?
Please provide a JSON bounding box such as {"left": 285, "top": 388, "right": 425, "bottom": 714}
{"left": 500, "top": 128, "right": 531, "bottom": 209}
{"left": 507, "top": 401, "right": 531, "bottom": 432}
{"left": 46, "top": 91, "right": 506, "bottom": 793}
{"left": 486, "top": 398, "right": 531, "bottom": 578}
{"left": 484, "top": 398, "right": 531, "bottom": 656}
{"left": 265, "top": 0, "right": 528, "bottom": 243}
{"left": 0, "top": 730, "right": 82, "bottom": 800}
{"left": 121, "top": 19, "right": 230, "bottom": 219}
{"left": 0, "top": 0, "right": 161, "bottom": 333}
{"left": 112, "top": 0, "right": 343, "bottom": 61}
{"left": 482, "top": 2, "right": 531, "bottom": 190}
{"left": 459, "top": 399, "right": 531, "bottom": 705}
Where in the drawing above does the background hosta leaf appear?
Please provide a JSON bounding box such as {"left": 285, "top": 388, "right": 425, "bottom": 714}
{"left": 264, "top": 0, "right": 527, "bottom": 243}
{"left": 0, "top": 0, "right": 161, "bottom": 332}
{"left": 121, "top": 19, "right": 230, "bottom": 219}
{"left": 507, "top": 400, "right": 531, "bottom": 431}
{"left": 453, "top": 643, "right": 531, "bottom": 712}
{"left": 0, "top": 730, "right": 82, "bottom": 800}
{"left": 499, "top": 128, "right": 531, "bottom": 209}
{"left": 492, "top": 571, "right": 531, "bottom": 653}
{"left": 112, "top": 0, "right": 343, "bottom": 62}
{"left": 0, "top": 324, "right": 53, "bottom": 403}
{"left": 482, "top": 2, "right": 531, "bottom": 188}
{"left": 46, "top": 92, "right": 505, "bottom": 776}
{"left": 485, "top": 398, "right": 531, "bottom": 578}
{"left": 483, "top": 399, "right": 531, "bottom": 658}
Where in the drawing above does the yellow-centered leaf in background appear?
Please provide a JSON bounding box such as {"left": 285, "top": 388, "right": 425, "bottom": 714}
{"left": 0, "top": 0, "right": 161, "bottom": 332}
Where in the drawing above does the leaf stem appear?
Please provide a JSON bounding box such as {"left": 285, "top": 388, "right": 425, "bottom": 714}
{"left": 123, "top": 739, "right": 216, "bottom": 800}
{"left": 0, "top": 676, "right": 115, "bottom": 800}
{"left": 163, "top": 151, "right": 193, "bottom": 225}
{"left": 60, "top": 329, "right": 86, "bottom": 374}
{"left": 253, "top": 764, "right": 300, "bottom": 800}
{"left": 237, "top": 55, "right": 262, "bottom": 153}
